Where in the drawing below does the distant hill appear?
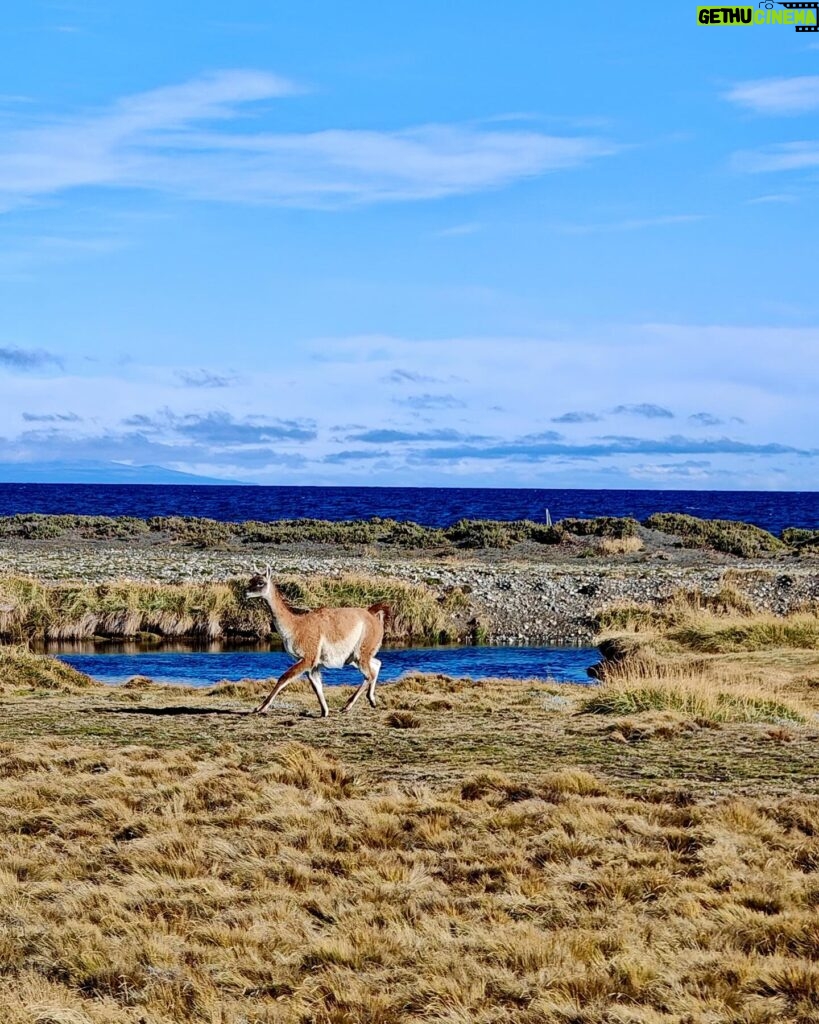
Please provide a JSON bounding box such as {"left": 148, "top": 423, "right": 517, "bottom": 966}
{"left": 0, "top": 461, "right": 250, "bottom": 485}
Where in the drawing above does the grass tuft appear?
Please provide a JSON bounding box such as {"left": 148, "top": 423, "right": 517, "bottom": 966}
{"left": 0, "top": 645, "right": 95, "bottom": 694}
{"left": 386, "top": 710, "right": 421, "bottom": 729}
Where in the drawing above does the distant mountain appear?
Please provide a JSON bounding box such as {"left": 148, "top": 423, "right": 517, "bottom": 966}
{"left": 0, "top": 461, "right": 251, "bottom": 485}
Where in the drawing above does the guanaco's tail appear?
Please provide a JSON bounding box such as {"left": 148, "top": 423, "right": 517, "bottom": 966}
{"left": 368, "top": 602, "right": 392, "bottom": 623}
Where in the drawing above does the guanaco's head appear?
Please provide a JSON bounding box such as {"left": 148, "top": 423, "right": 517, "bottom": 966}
{"left": 246, "top": 565, "right": 273, "bottom": 600}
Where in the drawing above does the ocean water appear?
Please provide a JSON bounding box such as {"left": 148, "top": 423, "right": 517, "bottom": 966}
{"left": 55, "top": 644, "right": 597, "bottom": 687}
{"left": 0, "top": 483, "right": 816, "bottom": 533}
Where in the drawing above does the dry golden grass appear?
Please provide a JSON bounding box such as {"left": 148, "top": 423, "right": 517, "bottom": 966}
{"left": 598, "top": 587, "right": 819, "bottom": 654}
{"left": 2, "top": 596, "right": 819, "bottom": 1023}
{"left": 1, "top": 735, "right": 819, "bottom": 1023}
{"left": 594, "top": 536, "right": 644, "bottom": 556}
{"left": 589, "top": 593, "right": 819, "bottom": 732}
{"left": 0, "top": 645, "right": 95, "bottom": 695}
{"left": 580, "top": 654, "right": 810, "bottom": 723}
{"left": 0, "top": 573, "right": 466, "bottom": 645}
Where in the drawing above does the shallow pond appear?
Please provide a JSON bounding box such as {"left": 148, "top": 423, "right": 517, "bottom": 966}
{"left": 52, "top": 643, "right": 597, "bottom": 687}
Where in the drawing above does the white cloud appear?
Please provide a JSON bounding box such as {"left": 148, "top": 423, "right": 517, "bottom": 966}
{"left": 726, "top": 75, "right": 819, "bottom": 115}
{"left": 2, "top": 323, "right": 816, "bottom": 487}
{"left": 732, "top": 141, "right": 819, "bottom": 173}
{"left": 0, "top": 71, "right": 615, "bottom": 210}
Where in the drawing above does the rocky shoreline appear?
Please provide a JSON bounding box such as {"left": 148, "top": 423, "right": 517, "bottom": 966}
{"left": 1, "top": 540, "right": 816, "bottom": 645}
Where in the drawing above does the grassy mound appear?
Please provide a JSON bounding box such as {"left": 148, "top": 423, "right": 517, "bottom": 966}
{"left": 583, "top": 640, "right": 810, "bottom": 723}
{"left": 0, "top": 646, "right": 96, "bottom": 694}
{"left": 591, "top": 590, "right": 819, "bottom": 723}
{"left": 669, "top": 614, "right": 819, "bottom": 654}
{"left": 597, "top": 588, "right": 819, "bottom": 654}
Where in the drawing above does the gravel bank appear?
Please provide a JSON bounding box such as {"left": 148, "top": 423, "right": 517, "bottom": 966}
{"left": 2, "top": 542, "right": 816, "bottom": 644}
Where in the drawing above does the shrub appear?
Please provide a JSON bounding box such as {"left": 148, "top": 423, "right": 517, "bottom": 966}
{"left": 529, "top": 524, "right": 566, "bottom": 544}
{"left": 148, "top": 516, "right": 236, "bottom": 547}
{"left": 381, "top": 520, "right": 448, "bottom": 548}
{"left": 386, "top": 710, "right": 421, "bottom": 729}
{"left": 559, "top": 516, "right": 639, "bottom": 539}
{"left": 782, "top": 527, "right": 819, "bottom": 553}
{"left": 595, "top": 537, "right": 644, "bottom": 556}
{"left": 0, "top": 513, "right": 574, "bottom": 551}
{"left": 644, "top": 513, "right": 785, "bottom": 558}
{"left": 444, "top": 519, "right": 547, "bottom": 548}
{"left": 0, "top": 514, "right": 151, "bottom": 541}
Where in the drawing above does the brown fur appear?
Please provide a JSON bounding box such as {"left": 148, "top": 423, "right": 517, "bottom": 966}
{"left": 246, "top": 572, "right": 390, "bottom": 717}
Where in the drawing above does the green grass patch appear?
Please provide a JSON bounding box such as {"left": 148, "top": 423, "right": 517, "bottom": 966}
{"left": 580, "top": 684, "right": 805, "bottom": 724}
{"left": 669, "top": 615, "right": 819, "bottom": 654}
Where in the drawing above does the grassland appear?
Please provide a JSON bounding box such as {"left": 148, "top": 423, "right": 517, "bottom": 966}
{"left": 1, "top": 587, "right": 819, "bottom": 1024}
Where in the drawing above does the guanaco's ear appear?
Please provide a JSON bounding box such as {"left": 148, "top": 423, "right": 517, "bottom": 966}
{"left": 265, "top": 564, "right": 273, "bottom": 582}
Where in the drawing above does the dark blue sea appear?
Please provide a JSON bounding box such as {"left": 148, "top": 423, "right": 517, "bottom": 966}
{"left": 0, "top": 484, "right": 816, "bottom": 534}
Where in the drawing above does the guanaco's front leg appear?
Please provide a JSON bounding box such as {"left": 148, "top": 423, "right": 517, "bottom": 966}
{"left": 252, "top": 658, "right": 309, "bottom": 715}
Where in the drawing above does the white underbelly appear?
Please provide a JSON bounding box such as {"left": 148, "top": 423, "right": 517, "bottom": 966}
{"left": 318, "top": 628, "right": 363, "bottom": 669}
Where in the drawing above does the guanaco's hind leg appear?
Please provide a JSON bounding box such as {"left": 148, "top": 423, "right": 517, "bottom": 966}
{"left": 307, "top": 668, "right": 329, "bottom": 718}
{"left": 366, "top": 657, "right": 381, "bottom": 707}
{"left": 342, "top": 653, "right": 381, "bottom": 713}
{"left": 252, "top": 657, "right": 309, "bottom": 715}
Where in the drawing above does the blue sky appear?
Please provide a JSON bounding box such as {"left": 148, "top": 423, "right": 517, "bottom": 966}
{"left": 1, "top": 1, "right": 818, "bottom": 488}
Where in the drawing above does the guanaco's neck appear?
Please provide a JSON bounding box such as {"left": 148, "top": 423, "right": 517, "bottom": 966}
{"left": 264, "top": 583, "right": 297, "bottom": 635}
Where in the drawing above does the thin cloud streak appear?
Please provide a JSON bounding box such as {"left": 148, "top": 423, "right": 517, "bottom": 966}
{"left": 726, "top": 76, "right": 819, "bottom": 115}
{"left": 557, "top": 214, "right": 704, "bottom": 234}
{"left": 732, "top": 142, "right": 819, "bottom": 173}
{"left": 0, "top": 71, "right": 616, "bottom": 210}
{"left": 410, "top": 435, "right": 817, "bottom": 463}
{"left": 176, "top": 369, "right": 239, "bottom": 389}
